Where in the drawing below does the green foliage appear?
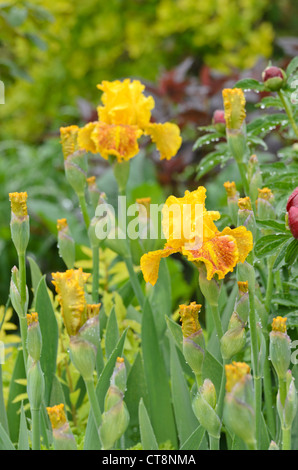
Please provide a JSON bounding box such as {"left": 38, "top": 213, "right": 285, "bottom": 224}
{"left": 0, "top": 0, "right": 275, "bottom": 142}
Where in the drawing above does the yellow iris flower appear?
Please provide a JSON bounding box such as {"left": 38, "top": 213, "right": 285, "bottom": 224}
{"left": 76, "top": 79, "right": 182, "bottom": 162}
{"left": 140, "top": 187, "right": 253, "bottom": 286}
{"left": 51, "top": 268, "right": 100, "bottom": 337}
{"left": 222, "top": 88, "right": 246, "bottom": 130}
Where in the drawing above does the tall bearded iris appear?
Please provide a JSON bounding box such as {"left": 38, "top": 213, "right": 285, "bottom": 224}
{"left": 72, "top": 79, "right": 182, "bottom": 163}
{"left": 140, "top": 186, "right": 253, "bottom": 286}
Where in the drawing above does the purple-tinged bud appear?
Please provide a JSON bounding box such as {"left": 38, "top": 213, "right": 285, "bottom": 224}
{"left": 286, "top": 187, "right": 298, "bottom": 239}
{"left": 262, "top": 66, "right": 286, "bottom": 92}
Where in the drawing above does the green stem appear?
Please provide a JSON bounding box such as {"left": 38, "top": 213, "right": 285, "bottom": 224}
{"left": 124, "top": 255, "right": 145, "bottom": 307}
{"left": 248, "top": 286, "right": 262, "bottom": 450}
{"left": 263, "top": 338, "right": 276, "bottom": 437}
{"left": 85, "top": 378, "right": 102, "bottom": 431}
{"left": 78, "top": 193, "right": 90, "bottom": 229}
{"left": 278, "top": 90, "right": 298, "bottom": 139}
{"left": 92, "top": 246, "right": 99, "bottom": 303}
{"left": 237, "top": 160, "right": 250, "bottom": 196}
{"left": 195, "top": 373, "right": 203, "bottom": 389}
{"left": 18, "top": 253, "right": 28, "bottom": 367}
{"left": 265, "top": 255, "right": 275, "bottom": 312}
{"left": 31, "top": 408, "right": 40, "bottom": 450}
{"left": 0, "top": 365, "right": 9, "bottom": 434}
{"left": 279, "top": 377, "right": 287, "bottom": 407}
{"left": 19, "top": 315, "right": 28, "bottom": 366}
{"left": 279, "top": 379, "right": 291, "bottom": 450}
{"left": 18, "top": 253, "right": 27, "bottom": 312}
{"left": 210, "top": 304, "right": 224, "bottom": 340}
{"left": 282, "top": 427, "right": 291, "bottom": 451}
{"left": 216, "top": 358, "right": 226, "bottom": 420}
{"left": 209, "top": 434, "right": 220, "bottom": 450}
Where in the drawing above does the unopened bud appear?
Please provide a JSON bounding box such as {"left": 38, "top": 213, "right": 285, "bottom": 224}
{"left": 198, "top": 267, "right": 221, "bottom": 307}
{"left": 27, "top": 312, "right": 42, "bottom": 361}
{"left": 192, "top": 379, "right": 221, "bottom": 439}
{"left": 247, "top": 155, "right": 263, "bottom": 204}
{"left": 262, "top": 66, "right": 286, "bottom": 92}
{"left": 47, "top": 403, "right": 77, "bottom": 450}
{"left": 68, "top": 336, "right": 97, "bottom": 382}
{"left": 256, "top": 188, "right": 275, "bottom": 220}
{"left": 223, "top": 181, "right": 239, "bottom": 226}
{"left": 179, "top": 303, "right": 205, "bottom": 379}
{"left": 27, "top": 356, "right": 45, "bottom": 411}
{"left": 237, "top": 197, "right": 256, "bottom": 240}
{"left": 223, "top": 362, "right": 256, "bottom": 449}
{"left": 269, "top": 316, "right": 291, "bottom": 381}
{"left": 9, "top": 192, "right": 30, "bottom": 255}
{"left": 10, "top": 266, "right": 29, "bottom": 317}
{"left": 286, "top": 187, "right": 298, "bottom": 239}
{"left": 99, "top": 358, "right": 129, "bottom": 450}
{"left": 277, "top": 370, "right": 297, "bottom": 430}
{"left": 220, "top": 312, "right": 246, "bottom": 360}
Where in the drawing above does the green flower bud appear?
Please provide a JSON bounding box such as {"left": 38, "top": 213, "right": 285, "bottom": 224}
{"left": 27, "top": 356, "right": 45, "bottom": 411}
{"left": 269, "top": 317, "right": 291, "bottom": 381}
{"left": 237, "top": 197, "right": 256, "bottom": 241}
{"left": 26, "top": 312, "right": 42, "bottom": 361}
{"left": 226, "top": 129, "right": 247, "bottom": 164}
{"left": 262, "top": 66, "right": 286, "bottom": 92}
{"left": 220, "top": 313, "right": 246, "bottom": 360}
{"left": 99, "top": 358, "right": 130, "bottom": 450}
{"left": 86, "top": 176, "right": 105, "bottom": 211}
{"left": 64, "top": 151, "right": 88, "bottom": 196}
{"left": 68, "top": 336, "right": 97, "bottom": 382}
{"left": 277, "top": 370, "right": 297, "bottom": 430}
{"left": 10, "top": 266, "right": 29, "bottom": 317}
{"left": 100, "top": 392, "right": 130, "bottom": 450}
{"left": 110, "top": 357, "right": 127, "bottom": 394}
{"left": 247, "top": 155, "right": 263, "bottom": 204}
{"left": 77, "top": 311, "right": 100, "bottom": 351}
{"left": 57, "top": 218, "right": 75, "bottom": 269}
{"left": 198, "top": 267, "right": 221, "bottom": 307}
{"left": 223, "top": 362, "right": 256, "bottom": 449}
{"left": 179, "top": 303, "right": 205, "bottom": 379}
{"left": 256, "top": 188, "right": 275, "bottom": 220}
{"left": 47, "top": 403, "right": 77, "bottom": 450}
{"left": 192, "top": 379, "right": 221, "bottom": 439}
{"left": 237, "top": 262, "right": 255, "bottom": 294}
{"left": 235, "top": 281, "right": 249, "bottom": 323}
{"left": 113, "top": 160, "right": 130, "bottom": 194}
{"left": 223, "top": 181, "right": 240, "bottom": 226}
{"left": 9, "top": 192, "right": 30, "bottom": 255}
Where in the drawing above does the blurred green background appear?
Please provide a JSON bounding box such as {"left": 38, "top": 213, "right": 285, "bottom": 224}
{"left": 0, "top": 0, "right": 297, "bottom": 305}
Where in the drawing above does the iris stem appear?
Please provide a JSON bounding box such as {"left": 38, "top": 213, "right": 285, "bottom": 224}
{"left": 92, "top": 246, "right": 100, "bottom": 303}
{"left": 31, "top": 408, "right": 40, "bottom": 450}
{"left": 248, "top": 285, "right": 262, "bottom": 450}
{"left": 209, "top": 434, "right": 220, "bottom": 450}
{"left": 18, "top": 252, "right": 28, "bottom": 366}
{"left": 0, "top": 366, "right": 9, "bottom": 434}
{"left": 209, "top": 304, "right": 223, "bottom": 340}
{"left": 278, "top": 90, "right": 298, "bottom": 139}
{"left": 78, "top": 193, "right": 90, "bottom": 229}
{"left": 124, "top": 254, "right": 145, "bottom": 307}
{"left": 85, "top": 378, "right": 102, "bottom": 432}
{"left": 279, "top": 378, "right": 291, "bottom": 450}
{"left": 282, "top": 427, "right": 291, "bottom": 451}
{"left": 265, "top": 255, "right": 275, "bottom": 312}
